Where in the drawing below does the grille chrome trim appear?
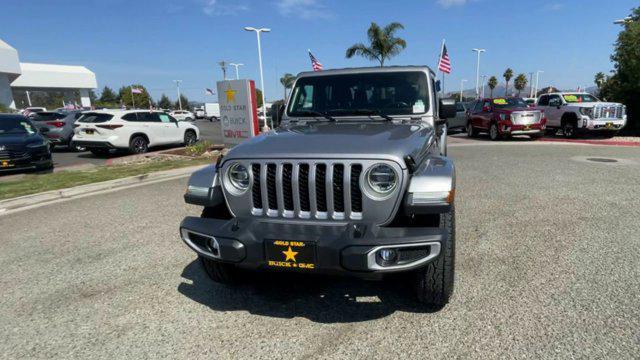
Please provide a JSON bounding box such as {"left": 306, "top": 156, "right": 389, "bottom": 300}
{"left": 222, "top": 159, "right": 404, "bottom": 224}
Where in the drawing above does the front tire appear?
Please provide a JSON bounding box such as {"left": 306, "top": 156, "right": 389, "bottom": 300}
{"left": 467, "top": 122, "right": 478, "bottom": 137}
{"left": 129, "top": 135, "right": 149, "bottom": 154}
{"left": 415, "top": 205, "right": 456, "bottom": 307}
{"left": 199, "top": 256, "right": 242, "bottom": 285}
{"left": 562, "top": 121, "right": 577, "bottom": 138}
{"left": 183, "top": 130, "right": 197, "bottom": 146}
{"left": 489, "top": 123, "right": 500, "bottom": 141}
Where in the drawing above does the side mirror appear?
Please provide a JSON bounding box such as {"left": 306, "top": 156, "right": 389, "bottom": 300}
{"left": 482, "top": 106, "right": 490, "bottom": 112}
{"left": 271, "top": 104, "right": 285, "bottom": 128}
{"left": 439, "top": 98, "right": 457, "bottom": 119}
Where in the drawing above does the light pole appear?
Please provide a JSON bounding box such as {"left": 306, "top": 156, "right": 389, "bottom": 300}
{"left": 528, "top": 72, "right": 534, "bottom": 98}
{"left": 229, "top": 63, "right": 244, "bottom": 79}
{"left": 481, "top": 75, "right": 487, "bottom": 98}
{"left": 459, "top": 79, "right": 467, "bottom": 102}
{"left": 472, "top": 48, "right": 486, "bottom": 98}
{"left": 218, "top": 61, "right": 228, "bottom": 80}
{"left": 173, "top": 80, "right": 183, "bottom": 110}
{"left": 244, "top": 26, "right": 271, "bottom": 131}
{"left": 534, "top": 71, "right": 544, "bottom": 98}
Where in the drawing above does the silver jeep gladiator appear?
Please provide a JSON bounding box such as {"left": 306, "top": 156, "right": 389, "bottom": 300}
{"left": 180, "top": 66, "right": 458, "bottom": 306}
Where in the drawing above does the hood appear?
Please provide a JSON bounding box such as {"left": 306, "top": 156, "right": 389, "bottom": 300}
{"left": 0, "top": 133, "right": 44, "bottom": 147}
{"left": 225, "top": 122, "right": 434, "bottom": 167}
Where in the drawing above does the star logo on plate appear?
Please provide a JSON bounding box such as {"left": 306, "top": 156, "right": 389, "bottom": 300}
{"left": 225, "top": 86, "right": 237, "bottom": 103}
{"left": 282, "top": 246, "right": 298, "bottom": 262}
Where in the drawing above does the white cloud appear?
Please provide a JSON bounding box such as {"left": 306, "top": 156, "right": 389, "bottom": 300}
{"left": 437, "top": 0, "right": 468, "bottom": 8}
{"left": 276, "top": 0, "right": 331, "bottom": 19}
{"left": 202, "top": 0, "right": 248, "bottom": 16}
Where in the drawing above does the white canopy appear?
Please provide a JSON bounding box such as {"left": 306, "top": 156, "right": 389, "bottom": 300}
{"left": 0, "top": 39, "right": 21, "bottom": 81}
{"left": 11, "top": 62, "right": 97, "bottom": 89}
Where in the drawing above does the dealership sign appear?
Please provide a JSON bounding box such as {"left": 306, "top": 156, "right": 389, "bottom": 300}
{"left": 216, "top": 79, "right": 260, "bottom": 145}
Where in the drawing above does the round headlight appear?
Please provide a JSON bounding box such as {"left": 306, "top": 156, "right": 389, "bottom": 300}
{"left": 367, "top": 164, "right": 397, "bottom": 195}
{"left": 227, "top": 163, "right": 250, "bottom": 193}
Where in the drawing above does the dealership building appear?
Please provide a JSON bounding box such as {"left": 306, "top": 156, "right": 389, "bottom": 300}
{"left": 0, "top": 38, "right": 97, "bottom": 110}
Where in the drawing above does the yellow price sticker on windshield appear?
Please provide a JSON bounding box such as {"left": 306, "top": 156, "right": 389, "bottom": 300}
{"left": 564, "top": 95, "right": 578, "bottom": 102}
{"left": 493, "top": 98, "right": 507, "bottom": 105}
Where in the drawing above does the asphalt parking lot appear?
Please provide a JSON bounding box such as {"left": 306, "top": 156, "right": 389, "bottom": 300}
{"left": 49, "top": 119, "right": 223, "bottom": 168}
{"left": 1, "top": 142, "right": 639, "bottom": 358}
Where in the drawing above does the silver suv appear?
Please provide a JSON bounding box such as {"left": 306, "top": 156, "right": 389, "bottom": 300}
{"left": 537, "top": 92, "right": 626, "bottom": 137}
{"left": 180, "top": 66, "right": 458, "bottom": 307}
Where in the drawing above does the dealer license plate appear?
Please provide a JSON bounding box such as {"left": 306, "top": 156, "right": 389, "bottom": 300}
{"left": 1, "top": 160, "right": 13, "bottom": 168}
{"left": 85, "top": 129, "right": 94, "bottom": 135}
{"left": 606, "top": 122, "right": 613, "bottom": 129}
{"left": 265, "top": 239, "right": 316, "bottom": 270}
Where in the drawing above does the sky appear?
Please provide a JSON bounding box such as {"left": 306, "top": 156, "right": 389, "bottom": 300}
{"left": 0, "top": 0, "right": 636, "bottom": 103}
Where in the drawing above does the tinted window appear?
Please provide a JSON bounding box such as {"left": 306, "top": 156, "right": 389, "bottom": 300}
{"left": 78, "top": 113, "right": 114, "bottom": 123}
{"left": 31, "top": 112, "right": 66, "bottom": 121}
{"left": 548, "top": 95, "right": 561, "bottom": 106}
{"left": 158, "top": 113, "right": 174, "bottom": 123}
{"left": 288, "top": 71, "right": 430, "bottom": 117}
{"left": 0, "top": 117, "right": 36, "bottom": 135}
{"left": 141, "top": 112, "right": 161, "bottom": 122}
{"left": 482, "top": 100, "right": 491, "bottom": 110}
{"left": 455, "top": 103, "right": 465, "bottom": 112}
{"left": 538, "top": 95, "right": 549, "bottom": 106}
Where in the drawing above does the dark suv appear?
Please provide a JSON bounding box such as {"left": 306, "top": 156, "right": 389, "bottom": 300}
{"left": 0, "top": 114, "right": 53, "bottom": 172}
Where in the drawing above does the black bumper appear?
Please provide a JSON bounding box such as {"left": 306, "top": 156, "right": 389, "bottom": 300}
{"left": 179, "top": 216, "right": 447, "bottom": 277}
{"left": 0, "top": 153, "right": 52, "bottom": 172}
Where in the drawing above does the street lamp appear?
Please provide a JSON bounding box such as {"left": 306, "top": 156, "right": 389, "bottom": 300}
{"left": 480, "top": 75, "right": 487, "bottom": 98}
{"left": 472, "top": 48, "right": 486, "bottom": 98}
{"left": 614, "top": 17, "right": 632, "bottom": 25}
{"left": 528, "top": 72, "right": 534, "bottom": 98}
{"left": 173, "top": 80, "right": 182, "bottom": 110}
{"left": 244, "top": 26, "right": 271, "bottom": 131}
{"left": 459, "top": 79, "right": 467, "bottom": 102}
{"left": 534, "top": 70, "right": 544, "bottom": 98}
{"left": 229, "top": 63, "right": 244, "bottom": 80}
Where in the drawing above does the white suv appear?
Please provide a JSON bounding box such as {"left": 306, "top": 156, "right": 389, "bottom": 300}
{"left": 72, "top": 110, "right": 200, "bottom": 155}
{"left": 169, "top": 110, "right": 194, "bottom": 122}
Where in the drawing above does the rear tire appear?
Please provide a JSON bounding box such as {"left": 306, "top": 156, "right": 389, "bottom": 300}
{"left": 562, "top": 119, "right": 577, "bottom": 138}
{"left": 415, "top": 205, "right": 456, "bottom": 307}
{"left": 129, "top": 135, "right": 149, "bottom": 154}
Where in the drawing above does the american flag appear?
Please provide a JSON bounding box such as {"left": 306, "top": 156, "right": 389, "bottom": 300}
{"left": 131, "top": 88, "right": 143, "bottom": 94}
{"left": 308, "top": 50, "right": 323, "bottom": 71}
{"left": 438, "top": 43, "right": 451, "bottom": 74}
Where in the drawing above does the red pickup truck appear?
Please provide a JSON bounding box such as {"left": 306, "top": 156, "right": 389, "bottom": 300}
{"left": 466, "top": 97, "right": 546, "bottom": 140}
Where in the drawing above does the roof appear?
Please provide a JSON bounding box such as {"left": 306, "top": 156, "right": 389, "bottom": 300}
{"left": 541, "top": 92, "right": 591, "bottom": 96}
{"left": 0, "top": 39, "right": 21, "bottom": 80}
{"left": 11, "top": 62, "right": 97, "bottom": 89}
{"left": 296, "top": 65, "right": 436, "bottom": 78}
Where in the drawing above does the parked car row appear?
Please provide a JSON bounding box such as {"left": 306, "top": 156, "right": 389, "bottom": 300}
{"left": 452, "top": 92, "right": 627, "bottom": 140}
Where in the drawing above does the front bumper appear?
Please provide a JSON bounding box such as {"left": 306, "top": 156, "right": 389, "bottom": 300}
{"left": 582, "top": 117, "right": 626, "bottom": 131}
{"left": 71, "top": 140, "right": 116, "bottom": 149}
{"left": 0, "top": 152, "right": 52, "bottom": 172}
{"left": 499, "top": 122, "right": 544, "bottom": 136}
{"left": 179, "top": 216, "right": 446, "bottom": 276}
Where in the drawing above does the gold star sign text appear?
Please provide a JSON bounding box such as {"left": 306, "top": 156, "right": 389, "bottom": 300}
{"left": 225, "top": 86, "right": 237, "bottom": 103}
{"left": 282, "top": 246, "right": 298, "bottom": 262}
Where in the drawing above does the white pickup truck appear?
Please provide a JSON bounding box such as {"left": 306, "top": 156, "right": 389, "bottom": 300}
{"left": 536, "top": 92, "right": 626, "bottom": 138}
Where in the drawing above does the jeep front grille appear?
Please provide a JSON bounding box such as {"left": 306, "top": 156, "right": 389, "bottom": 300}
{"left": 248, "top": 161, "right": 364, "bottom": 220}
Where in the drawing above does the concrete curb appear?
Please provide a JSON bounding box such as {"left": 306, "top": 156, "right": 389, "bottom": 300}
{"left": 0, "top": 164, "right": 207, "bottom": 216}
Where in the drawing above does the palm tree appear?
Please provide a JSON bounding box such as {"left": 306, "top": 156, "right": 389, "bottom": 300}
{"left": 346, "top": 22, "right": 407, "bottom": 66}
{"left": 280, "top": 73, "right": 296, "bottom": 100}
{"left": 514, "top": 73, "right": 528, "bottom": 97}
{"left": 503, "top": 68, "right": 514, "bottom": 96}
{"left": 594, "top": 72, "right": 606, "bottom": 89}
{"left": 488, "top": 76, "right": 498, "bottom": 98}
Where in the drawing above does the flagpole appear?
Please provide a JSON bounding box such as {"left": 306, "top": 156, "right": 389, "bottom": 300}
{"left": 439, "top": 40, "right": 445, "bottom": 96}
{"left": 130, "top": 87, "right": 136, "bottom": 110}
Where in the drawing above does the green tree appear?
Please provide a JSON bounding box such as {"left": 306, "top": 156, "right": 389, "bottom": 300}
{"left": 514, "top": 73, "right": 528, "bottom": 97}
{"left": 99, "top": 86, "right": 118, "bottom": 103}
{"left": 594, "top": 72, "right": 606, "bottom": 89}
{"left": 346, "top": 22, "right": 407, "bottom": 66}
{"left": 119, "top": 85, "right": 152, "bottom": 109}
{"left": 600, "top": 7, "right": 640, "bottom": 134}
{"left": 157, "top": 94, "right": 172, "bottom": 109}
{"left": 255, "top": 88, "right": 264, "bottom": 108}
{"left": 280, "top": 73, "right": 295, "bottom": 100}
{"left": 174, "top": 94, "right": 191, "bottom": 110}
{"left": 488, "top": 76, "right": 498, "bottom": 98}
{"left": 503, "top": 68, "right": 514, "bottom": 96}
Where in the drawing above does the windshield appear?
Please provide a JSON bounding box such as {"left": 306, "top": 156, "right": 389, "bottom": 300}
{"left": 78, "top": 113, "right": 114, "bottom": 123}
{"left": 287, "top": 71, "right": 430, "bottom": 118}
{"left": 492, "top": 98, "right": 528, "bottom": 109}
{"left": 0, "top": 118, "right": 36, "bottom": 135}
{"left": 563, "top": 94, "right": 599, "bottom": 103}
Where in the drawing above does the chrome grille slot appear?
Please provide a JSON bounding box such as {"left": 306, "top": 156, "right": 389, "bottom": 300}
{"left": 245, "top": 160, "right": 372, "bottom": 221}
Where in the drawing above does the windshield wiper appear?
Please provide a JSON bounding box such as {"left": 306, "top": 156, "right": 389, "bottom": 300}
{"left": 295, "top": 110, "right": 335, "bottom": 122}
{"left": 328, "top": 108, "right": 393, "bottom": 121}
